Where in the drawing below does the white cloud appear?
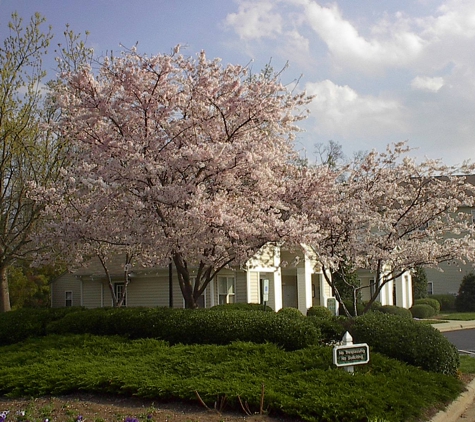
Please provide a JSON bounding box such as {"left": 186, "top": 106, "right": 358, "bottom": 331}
{"left": 222, "top": 0, "right": 475, "bottom": 165}
{"left": 225, "top": 1, "right": 283, "bottom": 40}
{"left": 305, "top": 80, "right": 405, "bottom": 138}
{"left": 296, "top": 0, "right": 425, "bottom": 74}
{"left": 411, "top": 76, "right": 445, "bottom": 92}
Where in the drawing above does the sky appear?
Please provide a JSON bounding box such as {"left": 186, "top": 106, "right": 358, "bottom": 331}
{"left": 1, "top": 0, "right": 475, "bottom": 166}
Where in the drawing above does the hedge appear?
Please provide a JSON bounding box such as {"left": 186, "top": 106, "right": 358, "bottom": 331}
{"left": 414, "top": 298, "right": 440, "bottom": 314}
{"left": 430, "top": 294, "right": 456, "bottom": 311}
{"left": 46, "top": 307, "right": 320, "bottom": 351}
{"left": 410, "top": 304, "right": 436, "bottom": 319}
{"left": 0, "top": 307, "right": 85, "bottom": 346}
{"left": 348, "top": 312, "right": 459, "bottom": 375}
{"left": 307, "top": 306, "right": 333, "bottom": 319}
{"left": 377, "top": 305, "right": 412, "bottom": 318}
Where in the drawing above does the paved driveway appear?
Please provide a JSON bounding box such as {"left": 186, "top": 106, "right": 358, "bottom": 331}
{"left": 443, "top": 328, "right": 475, "bottom": 353}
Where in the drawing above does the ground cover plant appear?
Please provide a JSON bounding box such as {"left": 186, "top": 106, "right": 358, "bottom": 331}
{"left": 0, "top": 334, "right": 464, "bottom": 422}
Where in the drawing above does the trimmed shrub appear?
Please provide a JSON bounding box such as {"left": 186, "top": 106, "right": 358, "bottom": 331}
{"left": 307, "top": 306, "right": 333, "bottom": 319}
{"left": 431, "top": 294, "right": 456, "bottom": 312}
{"left": 277, "top": 307, "right": 304, "bottom": 318}
{"left": 307, "top": 315, "right": 346, "bottom": 344}
{"left": 377, "top": 305, "right": 412, "bottom": 318}
{"left": 410, "top": 304, "right": 436, "bottom": 319}
{"left": 456, "top": 273, "right": 475, "bottom": 312}
{"left": 414, "top": 298, "right": 440, "bottom": 314}
{"left": 349, "top": 312, "right": 459, "bottom": 375}
{"left": 210, "top": 303, "right": 273, "bottom": 312}
{"left": 363, "top": 300, "right": 382, "bottom": 312}
{"left": 0, "top": 307, "right": 85, "bottom": 346}
{"left": 47, "top": 307, "right": 319, "bottom": 351}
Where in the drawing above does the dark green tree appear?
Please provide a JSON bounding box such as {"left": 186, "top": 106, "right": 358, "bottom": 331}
{"left": 455, "top": 272, "right": 475, "bottom": 312}
{"left": 412, "top": 266, "right": 428, "bottom": 300}
{"left": 331, "top": 261, "right": 361, "bottom": 316}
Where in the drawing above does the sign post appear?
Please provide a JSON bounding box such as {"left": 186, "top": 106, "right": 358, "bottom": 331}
{"left": 333, "top": 332, "right": 369, "bottom": 373}
{"left": 262, "top": 279, "right": 269, "bottom": 311}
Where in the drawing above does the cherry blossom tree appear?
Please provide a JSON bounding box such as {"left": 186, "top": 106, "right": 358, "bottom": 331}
{"left": 303, "top": 142, "right": 475, "bottom": 316}
{"left": 35, "top": 47, "right": 312, "bottom": 308}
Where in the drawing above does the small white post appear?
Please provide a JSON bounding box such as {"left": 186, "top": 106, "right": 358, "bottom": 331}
{"left": 342, "top": 331, "right": 354, "bottom": 373}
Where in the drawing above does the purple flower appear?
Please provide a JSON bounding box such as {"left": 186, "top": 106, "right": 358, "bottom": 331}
{"left": 76, "top": 416, "right": 83, "bottom": 421}
{"left": 124, "top": 417, "right": 139, "bottom": 422}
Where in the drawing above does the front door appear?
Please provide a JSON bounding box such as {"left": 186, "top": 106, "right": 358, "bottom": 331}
{"left": 282, "top": 275, "right": 298, "bottom": 308}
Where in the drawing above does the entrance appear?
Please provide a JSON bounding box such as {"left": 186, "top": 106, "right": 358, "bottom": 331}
{"left": 282, "top": 275, "right": 298, "bottom": 308}
{"left": 312, "top": 274, "right": 321, "bottom": 306}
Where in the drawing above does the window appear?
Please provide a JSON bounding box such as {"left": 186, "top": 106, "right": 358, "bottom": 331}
{"left": 115, "top": 283, "right": 127, "bottom": 306}
{"left": 427, "top": 282, "right": 434, "bottom": 296}
{"left": 369, "top": 278, "right": 376, "bottom": 297}
{"left": 65, "top": 291, "right": 73, "bottom": 307}
{"left": 218, "top": 276, "right": 235, "bottom": 304}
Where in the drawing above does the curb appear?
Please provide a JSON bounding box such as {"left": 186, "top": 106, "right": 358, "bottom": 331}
{"left": 430, "top": 378, "right": 475, "bottom": 422}
{"left": 434, "top": 321, "right": 475, "bottom": 333}
{"left": 429, "top": 321, "right": 475, "bottom": 421}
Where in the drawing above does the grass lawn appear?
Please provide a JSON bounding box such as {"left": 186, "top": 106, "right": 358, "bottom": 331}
{"left": 460, "top": 355, "right": 475, "bottom": 373}
{"left": 437, "top": 312, "right": 475, "bottom": 321}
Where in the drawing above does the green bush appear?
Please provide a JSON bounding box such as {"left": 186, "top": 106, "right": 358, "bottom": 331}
{"left": 277, "top": 307, "right": 304, "bottom": 317}
{"left": 414, "top": 298, "right": 440, "bottom": 314}
{"left": 363, "top": 300, "right": 382, "bottom": 312}
{"left": 456, "top": 273, "right": 475, "bottom": 312}
{"left": 377, "top": 305, "right": 412, "bottom": 318}
{"left": 210, "top": 302, "right": 273, "bottom": 312}
{"left": 307, "top": 315, "right": 346, "bottom": 344}
{"left": 349, "top": 312, "right": 459, "bottom": 375}
{"left": 307, "top": 306, "right": 333, "bottom": 318}
{"left": 431, "top": 294, "right": 456, "bottom": 311}
{"left": 339, "top": 300, "right": 364, "bottom": 316}
{"left": 410, "top": 304, "right": 436, "bottom": 319}
{"left": 0, "top": 307, "right": 84, "bottom": 345}
{"left": 47, "top": 307, "right": 319, "bottom": 351}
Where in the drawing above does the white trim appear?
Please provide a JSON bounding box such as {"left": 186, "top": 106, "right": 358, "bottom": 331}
{"left": 210, "top": 277, "right": 215, "bottom": 307}
{"left": 218, "top": 275, "right": 236, "bottom": 304}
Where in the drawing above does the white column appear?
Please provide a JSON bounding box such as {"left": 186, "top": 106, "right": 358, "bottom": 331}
{"left": 246, "top": 270, "right": 252, "bottom": 304}
{"left": 405, "top": 273, "right": 413, "bottom": 308}
{"left": 297, "top": 257, "right": 313, "bottom": 314}
{"left": 395, "top": 274, "right": 407, "bottom": 308}
{"left": 379, "top": 279, "right": 393, "bottom": 306}
{"left": 271, "top": 267, "right": 283, "bottom": 311}
{"left": 210, "top": 276, "right": 215, "bottom": 307}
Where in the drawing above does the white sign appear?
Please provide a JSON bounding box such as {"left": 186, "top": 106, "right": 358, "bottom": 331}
{"left": 263, "top": 279, "right": 269, "bottom": 302}
{"left": 333, "top": 343, "right": 369, "bottom": 367}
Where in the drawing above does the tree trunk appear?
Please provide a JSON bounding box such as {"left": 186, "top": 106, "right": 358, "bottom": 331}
{"left": 0, "top": 264, "right": 11, "bottom": 312}
{"left": 172, "top": 253, "right": 198, "bottom": 309}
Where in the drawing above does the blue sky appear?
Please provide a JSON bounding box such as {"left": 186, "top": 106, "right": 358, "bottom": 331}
{"left": 1, "top": 0, "right": 474, "bottom": 166}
